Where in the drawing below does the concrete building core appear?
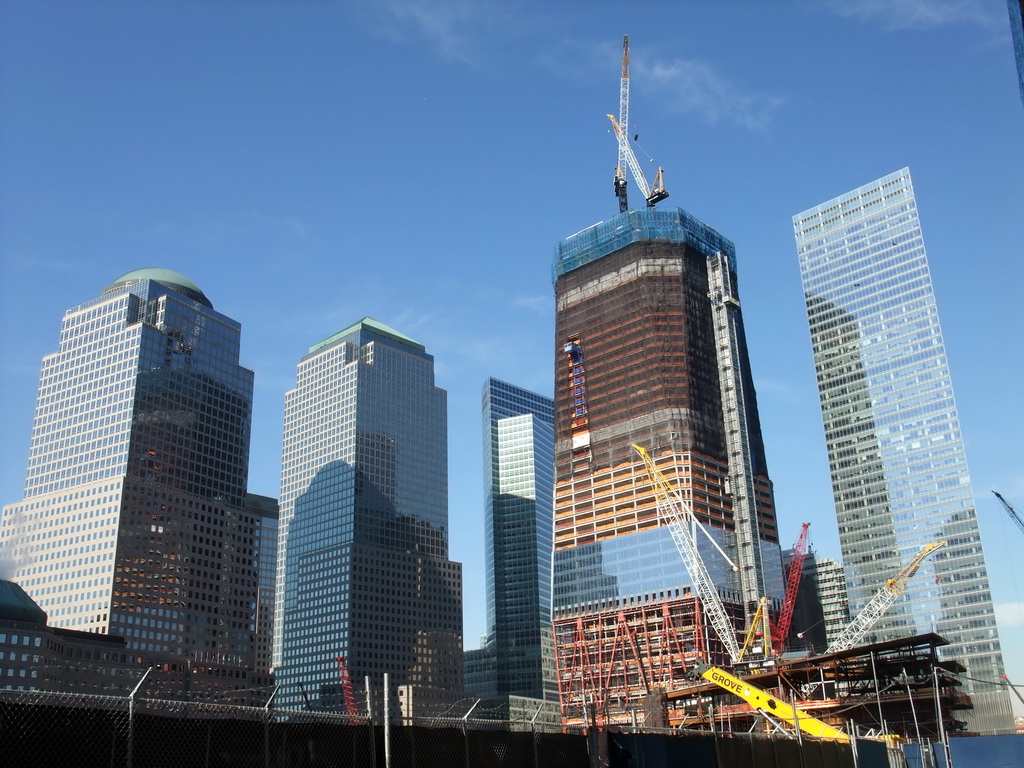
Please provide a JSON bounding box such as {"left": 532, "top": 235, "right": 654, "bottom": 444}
{"left": 551, "top": 209, "right": 784, "bottom": 724}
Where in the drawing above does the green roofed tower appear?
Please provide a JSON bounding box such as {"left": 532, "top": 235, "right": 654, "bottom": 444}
{"left": 275, "top": 318, "right": 463, "bottom": 716}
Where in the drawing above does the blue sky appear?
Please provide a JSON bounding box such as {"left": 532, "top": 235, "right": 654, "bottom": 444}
{"left": 2, "top": 0, "right": 1022, "bottom": 703}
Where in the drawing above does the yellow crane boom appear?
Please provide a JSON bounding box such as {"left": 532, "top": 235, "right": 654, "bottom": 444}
{"left": 692, "top": 663, "right": 849, "bottom": 742}
{"left": 825, "top": 541, "right": 945, "bottom": 654}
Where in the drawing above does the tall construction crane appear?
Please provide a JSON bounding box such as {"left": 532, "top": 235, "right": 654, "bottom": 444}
{"left": 614, "top": 35, "right": 630, "bottom": 213}
{"left": 633, "top": 443, "right": 742, "bottom": 664}
{"left": 609, "top": 36, "right": 668, "bottom": 211}
{"left": 993, "top": 491, "right": 1024, "bottom": 537}
{"left": 825, "top": 541, "right": 946, "bottom": 655}
{"left": 770, "top": 523, "right": 811, "bottom": 651}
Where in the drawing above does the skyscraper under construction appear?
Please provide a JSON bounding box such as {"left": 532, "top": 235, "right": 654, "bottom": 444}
{"left": 551, "top": 209, "right": 784, "bottom": 724}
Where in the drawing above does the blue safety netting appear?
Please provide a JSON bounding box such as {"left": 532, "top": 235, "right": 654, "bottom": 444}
{"left": 553, "top": 208, "right": 736, "bottom": 284}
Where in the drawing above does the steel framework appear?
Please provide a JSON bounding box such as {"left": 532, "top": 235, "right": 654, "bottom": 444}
{"left": 553, "top": 595, "right": 726, "bottom": 726}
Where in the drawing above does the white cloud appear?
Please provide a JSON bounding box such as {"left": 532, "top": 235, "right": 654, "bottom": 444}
{"left": 369, "top": 0, "right": 516, "bottom": 63}
{"left": 512, "top": 294, "right": 551, "bottom": 315}
{"left": 823, "top": 0, "right": 1006, "bottom": 32}
{"left": 536, "top": 35, "right": 782, "bottom": 132}
{"left": 994, "top": 600, "right": 1024, "bottom": 629}
{"left": 635, "top": 58, "right": 784, "bottom": 132}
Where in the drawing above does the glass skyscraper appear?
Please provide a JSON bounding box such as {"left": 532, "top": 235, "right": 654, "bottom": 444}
{"left": 275, "top": 318, "right": 462, "bottom": 715}
{"left": 465, "top": 379, "right": 557, "bottom": 704}
{"left": 0, "top": 268, "right": 262, "bottom": 696}
{"left": 793, "top": 168, "right": 1012, "bottom": 734}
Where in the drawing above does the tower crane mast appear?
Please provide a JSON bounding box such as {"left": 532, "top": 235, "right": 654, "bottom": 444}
{"left": 336, "top": 656, "right": 357, "bottom": 718}
{"left": 609, "top": 36, "right": 668, "bottom": 210}
{"left": 825, "top": 541, "right": 945, "bottom": 655}
{"left": 615, "top": 35, "right": 630, "bottom": 213}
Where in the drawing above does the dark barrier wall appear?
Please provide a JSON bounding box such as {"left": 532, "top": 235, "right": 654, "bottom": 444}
{"left": 605, "top": 732, "right": 891, "bottom": 768}
{"left": 946, "top": 735, "right": 1024, "bottom": 768}
{"left": 0, "top": 699, "right": 903, "bottom": 768}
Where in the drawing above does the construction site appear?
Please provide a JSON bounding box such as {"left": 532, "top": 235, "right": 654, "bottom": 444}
{"left": 547, "top": 36, "right": 1018, "bottom": 759}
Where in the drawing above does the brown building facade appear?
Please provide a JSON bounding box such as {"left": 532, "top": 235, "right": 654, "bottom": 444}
{"left": 551, "top": 209, "right": 784, "bottom": 724}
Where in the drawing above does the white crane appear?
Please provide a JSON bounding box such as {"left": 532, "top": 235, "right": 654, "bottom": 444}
{"left": 825, "top": 541, "right": 945, "bottom": 655}
{"left": 633, "top": 444, "right": 741, "bottom": 664}
{"left": 610, "top": 36, "right": 668, "bottom": 211}
{"left": 614, "top": 35, "right": 629, "bottom": 213}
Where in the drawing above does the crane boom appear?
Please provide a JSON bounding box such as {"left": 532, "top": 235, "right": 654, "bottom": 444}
{"left": 825, "top": 541, "right": 945, "bottom": 654}
{"left": 608, "top": 114, "right": 652, "bottom": 198}
{"left": 692, "top": 663, "right": 849, "bottom": 742}
{"left": 993, "top": 491, "right": 1024, "bottom": 537}
{"left": 771, "top": 523, "right": 810, "bottom": 649}
{"left": 633, "top": 444, "right": 741, "bottom": 664}
{"left": 607, "top": 114, "right": 669, "bottom": 206}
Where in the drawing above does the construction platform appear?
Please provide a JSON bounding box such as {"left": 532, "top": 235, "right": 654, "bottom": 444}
{"left": 653, "top": 633, "right": 970, "bottom": 741}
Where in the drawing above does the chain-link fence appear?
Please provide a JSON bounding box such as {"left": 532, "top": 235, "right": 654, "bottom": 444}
{"left": 0, "top": 687, "right": 587, "bottom": 768}
{"left": 0, "top": 686, "right": 909, "bottom": 768}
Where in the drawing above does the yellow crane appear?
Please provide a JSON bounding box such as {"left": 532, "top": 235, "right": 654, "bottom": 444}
{"left": 825, "top": 541, "right": 945, "bottom": 654}
{"left": 691, "top": 663, "right": 848, "bottom": 742}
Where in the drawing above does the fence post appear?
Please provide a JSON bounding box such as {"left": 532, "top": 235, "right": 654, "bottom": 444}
{"left": 126, "top": 667, "right": 152, "bottom": 768}
{"left": 264, "top": 684, "right": 280, "bottom": 768}
{"left": 531, "top": 702, "right": 544, "bottom": 768}
{"left": 365, "top": 676, "right": 377, "bottom": 768}
{"left": 462, "top": 699, "right": 480, "bottom": 768}
{"left": 383, "top": 673, "right": 391, "bottom": 768}
{"left": 933, "top": 666, "right": 952, "bottom": 768}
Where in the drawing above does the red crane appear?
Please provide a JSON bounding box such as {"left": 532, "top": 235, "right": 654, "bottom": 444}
{"left": 336, "top": 656, "right": 357, "bottom": 717}
{"left": 771, "top": 523, "right": 810, "bottom": 651}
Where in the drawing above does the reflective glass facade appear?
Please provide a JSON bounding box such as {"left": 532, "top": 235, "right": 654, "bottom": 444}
{"left": 0, "top": 271, "right": 261, "bottom": 694}
{"left": 471, "top": 378, "right": 556, "bottom": 701}
{"left": 275, "top": 318, "right": 462, "bottom": 714}
{"left": 794, "top": 169, "right": 1012, "bottom": 733}
{"left": 1010, "top": 0, "right": 1024, "bottom": 106}
{"left": 247, "top": 493, "right": 279, "bottom": 678}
